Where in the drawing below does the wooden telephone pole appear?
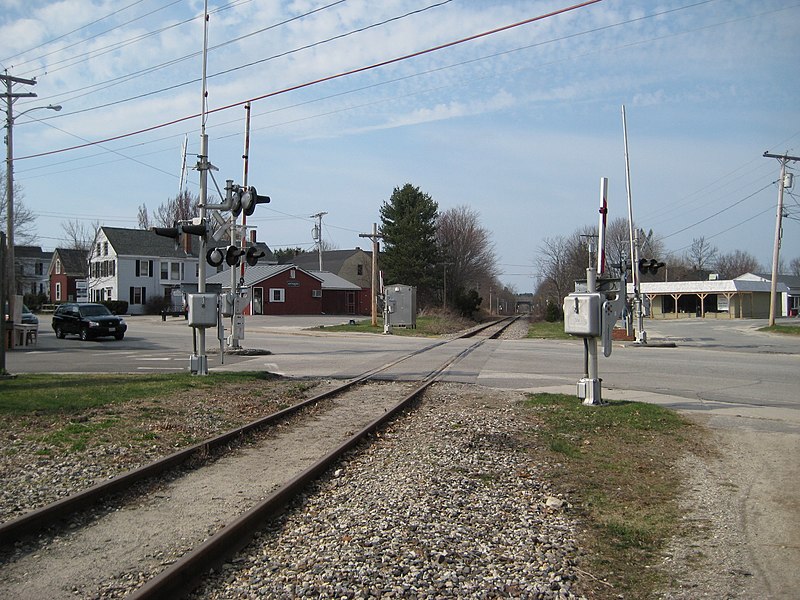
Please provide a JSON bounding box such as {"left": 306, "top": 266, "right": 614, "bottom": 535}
{"left": 763, "top": 152, "right": 799, "bottom": 326}
{"left": 359, "top": 223, "right": 383, "bottom": 327}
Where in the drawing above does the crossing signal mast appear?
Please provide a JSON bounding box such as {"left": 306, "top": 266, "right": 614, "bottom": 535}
{"left": 153, "top": 2, "right": 272, "bottom": 374}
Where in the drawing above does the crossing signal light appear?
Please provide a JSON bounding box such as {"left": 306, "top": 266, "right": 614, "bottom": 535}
{"left": 230, "top": 186, "right": 243, "bottom": 217}
{"left": 206, "top": 247, "right": 225, "bottom": 267}
{"left": 245, "top": 245, "right": 266, "bottom": 266}
{"left": 639, "top": 258, "right": 665, "bottom": 274}
{"left": 241, "top": 186, "right": 270, "bottom": 217}
{"left": 153, "top": 226, "right": 181, "bottom": 250}
{"left": 225, "top": 246, "right": 245, "bottom": 266}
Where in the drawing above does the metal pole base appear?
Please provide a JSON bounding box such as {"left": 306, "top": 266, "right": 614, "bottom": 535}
{"left": 190, "top": 354, "right": 208, "bottom": 375}
{"left": 577, "top": 377, "right": 603, "bottom": 405}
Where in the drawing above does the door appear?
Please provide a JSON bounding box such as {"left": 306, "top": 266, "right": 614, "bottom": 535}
{"left": 346, "top": 291, "right": 356, "bottom": 315}
{"left": 253, "top": 287, "right": 263, "bottom": 315}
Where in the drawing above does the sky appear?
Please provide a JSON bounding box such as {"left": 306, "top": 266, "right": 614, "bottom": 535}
{"left": 2, "top": 0, "right": 799, "bottom": 294}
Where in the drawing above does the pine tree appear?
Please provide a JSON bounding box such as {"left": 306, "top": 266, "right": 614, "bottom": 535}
{"left": 379, "top": 183, "right": 441, "bottom": 307}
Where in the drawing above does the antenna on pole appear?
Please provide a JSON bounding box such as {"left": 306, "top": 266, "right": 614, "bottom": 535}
{"left": 178, "top": 134, "right": 188, "bottom": 194}
{"left": 622, "top": 105, "right": 646, "bottom": 344}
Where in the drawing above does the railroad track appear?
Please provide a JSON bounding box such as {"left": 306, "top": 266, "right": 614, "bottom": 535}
{"left": 0, "top": 316, "right": 523, "bottom": 600}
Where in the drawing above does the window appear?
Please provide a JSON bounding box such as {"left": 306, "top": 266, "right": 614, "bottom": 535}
{"left": 103, "top": 242, "right": 108, "bottom": 256}
{"left": 130, "top": 287, "right": 146, "bottom": 305}
{"left": 161, "top": 262, "right": 169, "bottom": 280}
{"left": 56, "top": 259, "right": 62, "bottom": 274}
{"left": 289, "top": 268, "right": 296, "bottom": 279}
{"left": 55, "top": 282, "right": 62, "bottom": 301}
{"left": 136, "top": 259, "right": 153, "bottom": 277}
{"left": 171, "top": 262, "right": 180, "bottom": 280}
{"left": 96, "top": 243, "right": 101, "bottom": 256}
{"left": 270, "top": 288, "right": 285, "bottom": 303}
{"left": 357, "top": 264, "right": 363, "bottom": 276}
{"left": 35, "top": 262, "right": 43, "bottom": 276}
{"left": 312, "top": 289, "right": 322, "bottom": 298}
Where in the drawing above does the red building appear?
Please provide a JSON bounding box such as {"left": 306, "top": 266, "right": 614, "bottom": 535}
{"left": 207, "top": 264, "right": 364, "bottom": 315}
{"left": 48, "top": 248, "right": 88, "bottom": 303}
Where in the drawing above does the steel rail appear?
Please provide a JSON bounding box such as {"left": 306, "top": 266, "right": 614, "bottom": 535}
{"left": 129, "top": 317, "right": 523, "bottom": 599}
{"left": 0, "top": 315, "right": 523, "bottom": 548}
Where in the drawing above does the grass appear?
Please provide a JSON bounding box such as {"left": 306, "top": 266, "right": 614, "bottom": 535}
{"left": 0, "top": 372, "right": 307, "bottom": 455}
{"left": 522, "top": 393, "right": 699, "bottom": 599}
{"left": 0, "top": 371, "right": 277, "bottom": 414}
{"left": 759, "top": 323, "right": 800, "bottom": 335}
{"left": 526, "top": 319, "right": 571, "bottom": 339}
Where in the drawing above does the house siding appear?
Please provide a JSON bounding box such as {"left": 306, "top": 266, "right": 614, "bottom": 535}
{"left": 250, "top": 269, "right": 321, "bottom": 315}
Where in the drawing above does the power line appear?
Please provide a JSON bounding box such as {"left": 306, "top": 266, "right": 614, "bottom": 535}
{"left": 1, "top": 0, "right": 150, "bottom": 66}
{"left": 25, "top": 0, "right": 342, "bottom": 106}
{"left": 25, "top": 0, "right": 450, "bottom": 119}
{"left": 16, "top": 0, "right": 605, "bottom": 162}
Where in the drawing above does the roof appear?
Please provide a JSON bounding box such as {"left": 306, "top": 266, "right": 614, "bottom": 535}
{"left": 52, "top": 248, "right": 88, "bottom": 275}
{"left": 311, "top": 271, "right": 362, "bottom": 291}
{"left": 206, "top": 264, "right": 322, "bottom": 288}
{"left": 631, "top": 279, "right": 789, "bottom": 295}
{"left": 736, "top": 272, "right": 800, "bottom": 290}
{"left": 15, "top": 245, "right": 52, "bottom": 260}
{"left": 280, "top": 248, "right": 371, "bottom": 271}
{"left": 99, "top": 226, "right": 200, "bottom": 258}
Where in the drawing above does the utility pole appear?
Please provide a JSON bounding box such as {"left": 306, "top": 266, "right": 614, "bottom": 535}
{"left": 310, "top": 211, "right": 327, "bottom": 271}
{"left": 359, "top": 223, "right": 383, "bottom": 327}
{"left": 193, "top": 0, "right": 211, "bottom": 375}
{"left": 3, "top": 72, "right": 36, "bottom": 350}
{"left": 764, "top": 151, "right": 800, "bottom": 326}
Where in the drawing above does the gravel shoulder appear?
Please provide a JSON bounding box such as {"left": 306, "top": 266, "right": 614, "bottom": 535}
{"left": 659, "top": 413, "right": 800, "bottom": 599}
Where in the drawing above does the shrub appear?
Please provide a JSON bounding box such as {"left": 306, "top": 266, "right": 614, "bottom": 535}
{"left": 544, "top": 299, "right": 563, "bottom": 322}
{"left": 103, "top": 300, "right": 129, "bottom": 315}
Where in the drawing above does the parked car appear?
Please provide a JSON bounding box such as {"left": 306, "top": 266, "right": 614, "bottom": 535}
{"left": 21, "top": 304, "right": 38, "bottom": 327}
{"left": 52, "top": 303, "right": 127, "bottom": 341}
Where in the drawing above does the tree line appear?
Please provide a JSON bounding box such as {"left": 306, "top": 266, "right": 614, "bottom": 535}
{"left": 535, "top": 217, "right": 800, "bottom": 317}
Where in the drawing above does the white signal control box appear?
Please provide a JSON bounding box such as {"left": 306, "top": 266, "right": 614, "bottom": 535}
{"left": 563, "top": 292, "right": 602, "bottom": 337}
{"left": 188, "top": 293, "right": 218, "bottom": 328}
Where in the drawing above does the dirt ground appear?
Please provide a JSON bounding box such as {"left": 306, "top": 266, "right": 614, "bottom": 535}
{"left": 659, "top": 414, "right": 800, "bottom": 599}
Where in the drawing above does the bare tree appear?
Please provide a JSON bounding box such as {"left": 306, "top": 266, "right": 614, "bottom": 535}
{"left": 790, "top": 256, "right": 800, "bottom": 276}
{"left": 137, "top": 203, "right": 150, "bottom": 229}
{"left": 536, "top": 233, "right": 585, "bottom": 307}
{"left": 0, "top": 172, "right": 38, "bottom": 245}
{"left": 153, "top": 190, "right": 200, "bottom": 227}
{"left": 61, "top": 219, "right": 99, "bottom": 251}
{"left": 714, "top": 250, "right": 762, "bottom": 280}
{"left": 436, "top": 206, "right": 498, "bottom": 306}
{"left": 685, "top": 237, "right": 718, "bottom": 279}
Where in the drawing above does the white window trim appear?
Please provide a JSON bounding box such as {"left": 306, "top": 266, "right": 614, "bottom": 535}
{"left": 269, "top": 288, "right": 285, "bottom": 303}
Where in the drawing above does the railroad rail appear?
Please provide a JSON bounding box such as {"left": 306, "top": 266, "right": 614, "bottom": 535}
{"left": 0, "top": 315, "right": 523, "bottom": 599}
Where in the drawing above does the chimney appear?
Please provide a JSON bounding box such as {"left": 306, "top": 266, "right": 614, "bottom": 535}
{"left": 183, "top": 229, "right": 193, "bottom": 254}
{"left": 250, "top": 230, "right": 257, "bottom": 243}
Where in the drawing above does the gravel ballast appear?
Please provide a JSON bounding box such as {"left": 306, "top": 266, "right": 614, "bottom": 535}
{"left": 191, "top": 384, "right": 585, "bottom": 599}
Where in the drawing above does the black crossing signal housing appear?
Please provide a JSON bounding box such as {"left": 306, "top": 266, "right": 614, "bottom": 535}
{"left": 245, "top": 246, "right": 266, "bottom": 266}
{"left": 639, "top": 258, "right": 665, "bottom": 274}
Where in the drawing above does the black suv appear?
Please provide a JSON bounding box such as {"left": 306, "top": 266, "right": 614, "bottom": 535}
{"left": 52, "top": 303, "right": 127, "bottom": 341}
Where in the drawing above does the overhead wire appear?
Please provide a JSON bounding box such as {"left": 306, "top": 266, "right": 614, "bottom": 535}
{"left": 26, "top": 0, "right": 343, "bottom": 106}
{"left": 8, "top": 0, "right": 184, "bottom": 73}
{"left": 1, "top": 0, "right": 149, "bottom": 65}
{"left": 25, "top": 0, "right": 451, "bottom": 118}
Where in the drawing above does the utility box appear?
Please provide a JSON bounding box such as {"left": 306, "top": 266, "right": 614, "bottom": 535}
{"left": 188, "top": 293, "right": 218, "bottom": 328}
{"left": 385, "top": 284, "right": 417, "bottom": 328}
{"left": 563, "top": 292, "right": 601, "bottom": 337}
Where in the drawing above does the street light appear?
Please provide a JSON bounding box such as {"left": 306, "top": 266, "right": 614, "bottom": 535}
{"left": 4, "top": 102, "right": 61, "bottom": 329}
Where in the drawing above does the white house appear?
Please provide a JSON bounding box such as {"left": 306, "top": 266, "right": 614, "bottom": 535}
{"left": 88, "top": 226, "right": 200, "bottom": 315}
